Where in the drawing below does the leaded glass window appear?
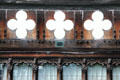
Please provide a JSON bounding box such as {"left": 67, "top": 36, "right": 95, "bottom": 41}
{"left": 88, "top": 64, "right": 107, "bottom": 80}
{"left": 13, "top": 64, "right": 32, "bottom": 80}
{"left": 38, "top": 64, "right": 57, "bottom": 80}
{"left": 113, "top": 66, "right": 120, "bottom": 80}
{"left": 63, "top": 64, "right": 82, "bottom": 80}
{"left": 0, "top": 64, "right": 7, "bottom": 80}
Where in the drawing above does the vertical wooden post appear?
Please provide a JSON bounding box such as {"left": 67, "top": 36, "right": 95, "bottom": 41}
{"left": 7, "top": 58, "right": 13, "bottom": 80}
{"left": 57, "top": 66, "right": 63, "bottom": 80}
{"left": 82, "top": 69, "right": 87, "bottom": 80}
{"left": 107, "top": 69, "right": 112, "bottom": 80}
{"left": 107, "top": 59, "right": 112, "bottom": 80}
{"left": 82, "top": 59, "right": 87, "bottom": 80}
{"left": 33, "top": 66, "right": 38, "bottom": 80}
{"left": 57, "top": 58, "right": 62, "bottom": 80}
{"left": 32, "top": 58, "right": 38, "bottom": 80}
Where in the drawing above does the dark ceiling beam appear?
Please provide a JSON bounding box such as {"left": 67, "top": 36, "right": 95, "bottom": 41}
{"left": 0, "top": 0, "right": 120, "bottom": 5}
{"left": 0, "top": 1, "right": 120, "bottom": 9}
{"left": 0, "top": 47, "right": 119, "bottom": 54}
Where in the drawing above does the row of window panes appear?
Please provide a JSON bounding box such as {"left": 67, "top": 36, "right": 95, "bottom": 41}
{"left": 0, "top": 64, "right": 120, "bottom": 80}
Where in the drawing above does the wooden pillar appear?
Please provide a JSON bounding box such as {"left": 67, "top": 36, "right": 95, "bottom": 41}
{"left": 107, "top": 69, "right": 112, "bottom": 80}
{"left": 57, "top": 58, "right": 62, "bottom": 80}
{"left": 82, "top": 59, "right": 87, "bottom": 80}
{"left": 82, "top": 68, "right": 87, "bottom": 80}
{"left": 32, "top": 58, "right": 38, "bottom": 80}
{"left": 7, "top": 58, "right": 13, "bottom": 80}
{"left": 107, "top": 59, "right": 112, "bottom": 80}
{"left": 57, "top": 66, "right": 63, "bottom": 80}
{"left": 33, "top": 65, "right": 38, "bottom": 80}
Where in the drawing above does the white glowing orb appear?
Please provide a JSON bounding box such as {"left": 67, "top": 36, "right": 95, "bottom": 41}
{"left": 64, "top": 20, "right": 74, "bottom": 31}
{"left": 7, "top": 19, "right": 17, "bottom": 30}
{"left": 102, "top": 20, "right": 112, "bottom": 30}
{"left": 7, "top": 10, "right": 36, "bottom": 39}
{"left": 84, "top": 10, "right": 112, "bottom": 39}
{"left": 46, "top": 20, "right": 55, "bottom": 31}
{"left": 46, "top": 10, "right": 74, "bottom": 40}
{"left": 54, "top": 29, "right": 65, "bottom": 40}
{"left": 16, "top": 10, "right": 27, "bottom": 20}
{"left": 84, "top": 20, "right": 93, "bottom": 30}
{"left": 54, "top": 11, "right": 65, "bottom": 21}
{"left": 92, "top": 11, "right": 104, "bottom": 21}
{"left": 16, "top": 29, "right": 27, "bottom": 39}
{"left": 26, "top": 20, "right": 36, "bottom": 30}
{"left": 92, "top": 29, "right": 104, "bottom": 40}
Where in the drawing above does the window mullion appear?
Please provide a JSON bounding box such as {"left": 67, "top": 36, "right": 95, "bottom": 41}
{"left": 57, "top": 65, "right": 63, "bottom": 80}
{"left": 7, "top": 58, "right": 13, "bottom": 80}
{"left": 107, "top": 67, "right": 112, "bottom": 80}
{"left": 82, "top": 66, "right": 88, "bottom": 80}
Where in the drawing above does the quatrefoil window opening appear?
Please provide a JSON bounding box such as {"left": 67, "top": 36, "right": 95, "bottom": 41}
{"left": 46, "top": 10, "right": 74, "bottom": 40}
{"left": 84, "top": 10, "right": 112, "bottom": 40}
{"left": 7, "top": 10, "right": 36, "bottom": 39}
{"left": 7, "top": 10, "right": 112, "bottom": 40}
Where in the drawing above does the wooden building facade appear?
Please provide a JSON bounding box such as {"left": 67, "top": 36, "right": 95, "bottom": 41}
{"left": 0, "top": 0, "right": 120, "bottom": 80}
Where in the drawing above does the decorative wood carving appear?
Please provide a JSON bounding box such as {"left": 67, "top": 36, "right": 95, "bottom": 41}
{"left": 107, "top": 58, "right": 112, "bottom": 70}
{"left": 57, "top": 58, "right": 62, "bottom": 70}
{"left": 0, "top": 9, "right": 118, "bottom": 50}
{"left": 82, "top": 58, "right": 87, "bottom": 70}
{"left": 7, "top": 58, "right": 13, "bottom": 72}
{"left": 0, "top": 57, "right": 120, "bottom": 70}
{"left": 12, "top": 58, "right": 34, "bottom": 65}
{"left": 112, "top": 58, "right": 120, "bottom": 66}
{"left": 0, "top": 58, "right": 8, "bottom": 64}
{"left": 0, "top": 57, "right": 118, "bottom": 67}
{"left": 62, "top": 58, "right": 83, "bottom": 66}
{"left": 86, "top": 58, "right": 108, "bottom": 66}
{"left": 37, "top": 58, "right": 58, "bottom": 65}
{"left": 32, "top": 58, "right": 38, "bottom": 72}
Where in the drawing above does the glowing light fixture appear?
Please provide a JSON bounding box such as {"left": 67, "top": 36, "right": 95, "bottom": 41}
{"left": 46, "top": 10, "right": 74, "bottom": 40}
{"left": 84, "top": 10, "right": 112, "bottom": 40}
{"left": 7, "top": 10, "right": 36, "bottom": 39}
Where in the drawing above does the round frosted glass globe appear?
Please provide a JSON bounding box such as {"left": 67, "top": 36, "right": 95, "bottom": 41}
{"left": 84, "top": 20, "right": 93, "bottom": 30}
{"left": 16, "top": 29, "right": 27, "bottom": 39}
{"left": 92, "top": 30, "right": 104, "bottom": 39}
{"left": 54, "top": 29, "right": 65, "bottom": 39}
{"left": 7, "top": 19, "right": 17, "bottom": 30}
{"left": 54, "top": 10, "right": 65, "bottom": 21}
{"left": 102, "top": 20, "right": 112, "bottom": 30}
{"left": 46, "top": 19, "right": 56, "bottom": 31}
{"left": 26, "top": 19, "right": 36, "bottom": 30}
{"left": 64, "top": 20, "right": 74, "bottom": 31}
{"left": 16, "top": 10, "right": 27, "bottom": 20}
{"left": 92, "top": 11, "right": 104, "bottom": 21}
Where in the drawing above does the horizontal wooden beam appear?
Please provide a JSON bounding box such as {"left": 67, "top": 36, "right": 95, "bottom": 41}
{"left": 0, "top": 47, "right": 120, "bottom": 54}
{"left": 0, "top": 1, "right": 120, "bottom": 10}
{"left": 0, "top": 0, "right": 120, "bottom": 6}
{"left": 0, "top": 52, "right": 120, "bottom": 58}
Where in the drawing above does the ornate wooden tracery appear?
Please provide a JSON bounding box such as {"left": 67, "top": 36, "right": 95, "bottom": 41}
{"left": 0, "top": 1, "right": 119, "bottom": 80}
{"left": 0, "top": 57, "right": 119, "bottom": 80}
{"left": 0, "top": 9, "right": 118, "bottom": 51}
{"left": 0, "top": 58, "right": 119, "bottom": 70}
